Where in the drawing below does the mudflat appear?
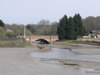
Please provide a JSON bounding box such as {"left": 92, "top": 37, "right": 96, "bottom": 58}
{"left": 0, "top": 47, "right": 100, "bottom": 75}
{"left": 0, "top": 48, "right": 78, "bottom": 75}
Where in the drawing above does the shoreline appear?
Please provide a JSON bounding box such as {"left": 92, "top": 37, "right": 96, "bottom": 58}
{"left": 0, "top": 44, "right": 100, "bottom": 75}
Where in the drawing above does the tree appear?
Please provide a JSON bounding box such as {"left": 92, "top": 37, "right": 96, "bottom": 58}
{"left": 96, "top": 16, "right": 100, "bottom": 30}
{"left": 83, "top": 16, "right": 96, "bottom": 33}
{"left": 57, "top": 15, "right": 68, "bottom": 40}
{"left": 6, "top": 32, "right": 17, "bottom": 38}
{"left": 26, "top": 23, "right": 58, "bottom": 35}
{"left": 74, "top": 14, "right": 84, "bottom": 37}
{"left": 38, "top": 19, "right": 50, "bottom": 25}
{"left": 83, "top": 16, "right": 100, "bottom": 33}
{"left": 5, "top": 24, "right": 32, "bottom": 38}
{"left": 66, "top": 17, "right": 76, "bottom": 40}
{"left": 0, "top": 20, "right": 5, "bottom": 27}
{"left": 51, "top": 22, "right": 58, "bottom": 35}
{"left": 26, "top": 24, "right": 36, "bottom": 34}
{"left": 57, "top": 14, "right": 85, "bottom": 40}
{"left": 0, "top": 27, "right": 6, "bottom": 38}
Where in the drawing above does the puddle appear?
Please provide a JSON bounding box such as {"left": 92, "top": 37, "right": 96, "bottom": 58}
{"left": 31, "top": 48, "right": 100, "bottom": 62}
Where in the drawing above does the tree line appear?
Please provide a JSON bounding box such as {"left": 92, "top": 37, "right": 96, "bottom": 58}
{"left": 83, "top": 16, "right": 100, "bottom": 34}
{"left": 57, "top": 14, "right": 85, "bottom": 40}
{"left": 0, "top": 14, "right": 100, "bottom": 39}
{"left": 0, "top": 20, "right": 58, "bottom": 38}
{"left": 0, "top": 22, "right": 32, "bottom": 38}
{"left": 26, "top": 21, "right": 58, "bottom": 35}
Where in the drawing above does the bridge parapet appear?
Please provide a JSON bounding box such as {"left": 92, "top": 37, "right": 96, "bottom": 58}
{"left": 25, "top": 36, "right": 58, "bottom": 42}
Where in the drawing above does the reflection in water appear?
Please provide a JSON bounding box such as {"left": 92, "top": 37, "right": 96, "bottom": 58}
{"left": 31, "top": 48, "right": 100, "bottom": 62}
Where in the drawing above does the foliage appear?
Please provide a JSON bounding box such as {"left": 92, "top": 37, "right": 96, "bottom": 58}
{"left": 26, "top": 24, "right": 36, "bottom": 34}
{"left": 0, "top": 20, "right": 5, "bottom": 27}
{"left": 1, "top": 14, "right": 100, "bottom": 39}
{"left": 26, "top": 21, "right": 58, "bottom": 35}
{"left": 0, "top": 27, "right": 6, "bottom": 38}
{"left": 74, "top": 14, "right": 85, "bottom": 37}
{"left": 0, "top": 19, "right": 57, "bottom": 37}
{"left": 5, "top": 24, "right": 32, "bottom": 38}
{"left": 51, "top": 22, "right": 58, "bottom": 35}
{"left": 38, "top": 19, "right": 50, "bottom": 25}
{"left": 67, "top": 17, "right": 76, "bottom": 40}
{"left": 6, "top": 32, "right": 17, "bottom": 38}
{"left": 0, "top": 40, "right": 32, "bottom": 47}
{"left": 57, "top": 15, "right": 68, "bottom": 40}
{"left": 57, "top": 14, "right": 84, "bottom": 40}
{"left": 83, "top": 16, "right": 100, "bottom": 33}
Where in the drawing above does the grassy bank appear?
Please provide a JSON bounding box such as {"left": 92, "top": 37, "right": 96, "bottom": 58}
{"left": 54, "top": 39, "right": 100, "bottom": 46}
{"left": 73, "top": 40, "right": 100, "bottom": 46}
{"left": 0, "top": 40, "right": 32, "bottom": 47}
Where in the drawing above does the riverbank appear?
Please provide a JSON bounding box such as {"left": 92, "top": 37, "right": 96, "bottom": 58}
{"left": 53, "top": 40, "right": 100, "bottom": 55}
{"left": 0, "top": 41, "right": 100, "bottom": 75}
{"left": 0, "top": 48, "right": 82, "bottom": 75}
{"left": 0, "top": 48, "right": 100, "bottom": 75}
{"left": 0, "top": 40, "right": 32, "bottom": 47}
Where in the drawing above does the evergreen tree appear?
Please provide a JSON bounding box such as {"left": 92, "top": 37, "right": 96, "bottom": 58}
{"left": 74, "top": 14, "right": 84, "bottom": 37}
{"left": 57, "top": 15, "right": 68, "bottom": 40}
{"left": 57, "top": 14, "right": 85, "bottom": 40}
{"left": 0, "top": 20, "right": 5, "bottom": 27}
{"left": 66, "top": 17, "right": 76, "bottom": 40}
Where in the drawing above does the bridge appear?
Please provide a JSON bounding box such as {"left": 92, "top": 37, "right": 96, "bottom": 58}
{"left": 24, "top": 35, "right": 58, "bottom": 42}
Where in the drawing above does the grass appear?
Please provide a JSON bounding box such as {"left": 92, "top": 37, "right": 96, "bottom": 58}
{"left": 73, "top": 40, "right": 100, "bottom": 46}
{"left": 0, "top": 40, "right": 32, "bottom": 47}
{"left": 69, "top": 38, "right": 100, "bottom": 46}
{"left": 54, "top": 39, "right": 100, "bottom": 46}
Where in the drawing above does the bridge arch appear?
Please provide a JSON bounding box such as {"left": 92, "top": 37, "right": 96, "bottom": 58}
{"left": 24, "top": 36, "right": 58, "bottom": 42}
{"left": 35, "top": 38, "right": 49, "bottom": 44}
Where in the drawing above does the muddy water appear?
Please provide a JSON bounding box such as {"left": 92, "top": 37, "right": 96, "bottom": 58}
{"left": 31, "top": 48, "right": 100, "bottom": 62}
{"left": 31, "top": 48, "right": 100, "bottom": 75}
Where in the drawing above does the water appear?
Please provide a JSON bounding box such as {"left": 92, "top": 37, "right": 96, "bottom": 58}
{"left": 31, "top": 48, "right": 100, "bottom": 62}
{"left": 31, "top": 48, "right": 100, "bottom": 75}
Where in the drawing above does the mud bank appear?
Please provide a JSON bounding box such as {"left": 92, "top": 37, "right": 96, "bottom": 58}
{"left": 0, "top": 48, "right": 100, "bottom": 75}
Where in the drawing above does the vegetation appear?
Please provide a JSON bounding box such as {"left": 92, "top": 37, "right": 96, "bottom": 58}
{"left": 83, "top": 16, "right": 100, "bottom": 34}
{"left": 0, "top": 20, "right": 5, "bottom": 27}
{"left": 67, "top": 17, "right": 76, "bottom": 39}
{"left": 5, "top": 24, "right": 32, "bottom": 37}
{"left": 0, "top": 40, "right": 32, "bottom": 47}
{"left": 0, "top": 14, "right": 100, "bottom": 40}
{"left": 74, "top": 14, "right": 85, "bottom": 36}
{"left": 57, "top": 14, "right": 85, "bottom": 40}
{"left": 0, "top": 13, "right": 100, "bottom": 47}
{"left": 72, "top": 40, "right": 100, "bottom": 46}
{"left": 0, "top": 27, "right": 6, "bottom": 38}
{"left": 26, "top": 21, "right": 58, "bottom": 35}
{"left": 54, "top": 39, "right": 100, "bottom": 47}
{"left": 57, "top": 15, "right": 68, "bottom": 39}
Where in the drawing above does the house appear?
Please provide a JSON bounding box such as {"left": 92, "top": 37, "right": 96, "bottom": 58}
{"left": 6, "top": 29, "right": 13, "bottom": 32}
{"left": 83, "top": 30, "right": 100, "bottom": 38}
{"left": 93, "top": 30, "right": 100, "bottom": 38}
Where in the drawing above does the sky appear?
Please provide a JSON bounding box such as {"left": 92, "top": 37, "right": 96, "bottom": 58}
{"left": 0, "top": 0, "right": 100, "bottom": 24}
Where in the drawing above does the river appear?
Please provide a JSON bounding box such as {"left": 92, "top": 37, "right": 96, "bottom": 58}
{"left": 31, "top": 48, "right": 100, "bottom": 75}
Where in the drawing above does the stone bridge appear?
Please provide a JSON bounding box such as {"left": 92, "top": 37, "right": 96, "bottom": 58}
{"left": 25, "top": 36, "right": 58, "bottom": 42}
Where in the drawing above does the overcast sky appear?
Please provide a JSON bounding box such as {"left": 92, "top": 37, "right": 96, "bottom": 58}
{"left": 0, "top": 0, "right": 100, "bottom": 24}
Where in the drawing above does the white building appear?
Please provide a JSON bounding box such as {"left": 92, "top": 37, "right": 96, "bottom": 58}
{"left": 83, "top": 30, "right": 100, "bottom": 38}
